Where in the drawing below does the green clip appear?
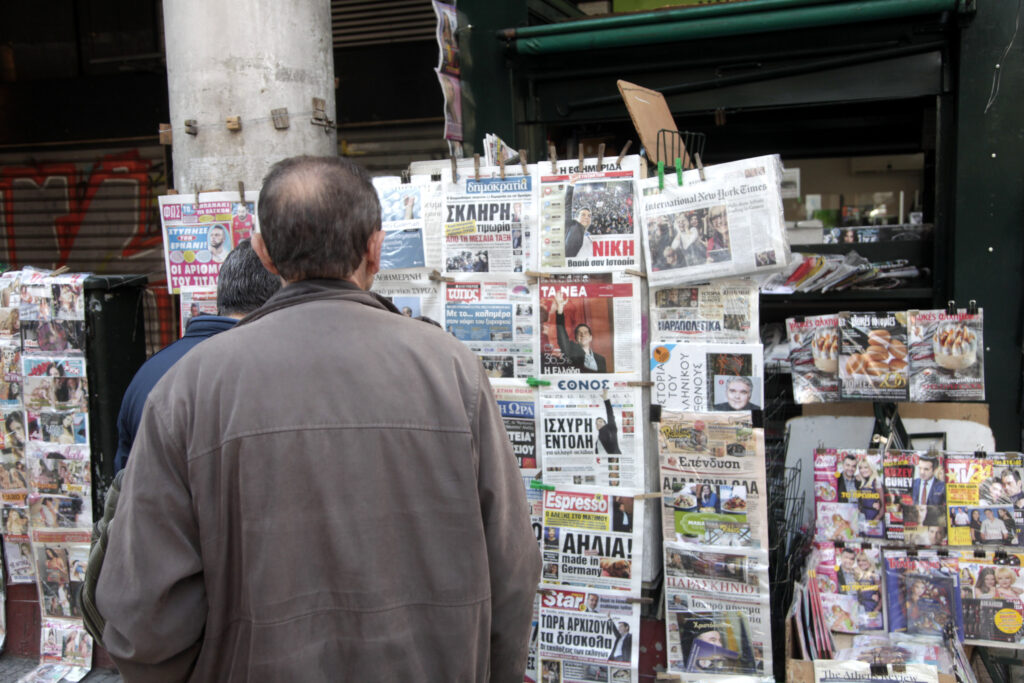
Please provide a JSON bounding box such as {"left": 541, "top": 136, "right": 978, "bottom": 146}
{"left": 526, "top": 377, "right": 551, "bottom": 387}
{"left": 529, "top": 480, "right": 555, "bottom": 491}
{"left": 675, "top": 157, "right": 683, "bottom": 186}
{"left": 657, "top": 160, "right": 665, "bottom": 190}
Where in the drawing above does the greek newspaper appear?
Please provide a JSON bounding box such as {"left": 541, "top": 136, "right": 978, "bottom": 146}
{"left": 651, "top": 343, "right": 764, "bottom": 413}
{"left": 650, "top": 279, "right": 760, "bottom": 345}
{"left": 371, "top": 271, "right": 443, "bottom": 323}
{"left": 442, "top": 170, "right": 533, "bottom": 274}
{"left": 443, "top": 277, "right": 537, "bottom": 378}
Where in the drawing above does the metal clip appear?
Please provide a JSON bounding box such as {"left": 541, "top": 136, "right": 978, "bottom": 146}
{"left": 311, "top": 97, "right": 335, "bottom": 132}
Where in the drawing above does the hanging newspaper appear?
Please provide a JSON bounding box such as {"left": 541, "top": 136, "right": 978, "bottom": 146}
{"left": 945, "top": 452, "right": 1023, "bottom": 547}
{"left": 536, "top": 156, "right": 642, "bottom": 272}
{"left": 814, "top": 449, "right": 884, "bottom": 540}
{"left": 883, "top": 450, "right": 946, "bottom": 546}
{"left": 650, "top": 279, "right": 760, "bottom": 345}
{"left": 650, "top": 343, "right": 764, "bottom": 413}
{"left": 538, "top": 273, "right": 642, "bottom": 380}
{"left": 883, "top": 549, "right": 963, "bottom": 641}
{"left": 908, "top": 307, "right": 985, "bottom": 402}
{"left": 538, "top": 385, "right": 643, "bottom": 489}
{"left": 493, "top": 381, "right": 539, "bottom": 473}
{"left": 839, "top": 311, "right": 910, "bottom": 401}
{"left": 371, "top": 271, "right": 443, "bottom": 322}
{"left": 179, "top": 286, "right": 218, "bottom": 335}
{"left": 524, "top": 593, "right": 540, "bottom": 683}
{"left": 524, "top": 475, "right": 544, "bottom": 551}
{"left": 432, "top": 0, "right": 460, "bottom": 77}
{"left": 659, "top": 418, "right": 769, "bottom": 549}
{"left": 159, "top": 191, "right": 260, "bottom": 293}
{"left": 442, "top": 167, "right": 533, "bottom": 274}
{"left": 443, "top": 277, "right": 536, "bottom": 378}
{"left": 955, "top": 550, "right": 1024, "bottom": 648}
{"left": 664, "top": 543, "right": 773, "bottom": 681}
{"left": 639, "top": 155, "right": 789, "bottom": 287}
{"left": 540, "top": 487, "right": 644, "bottom": 594}
{"left": 834, "top": 633, "right": 950, "bottom": 670}
{"left": 371, "top": 177, "right": 429, "bottom": 271}
{"left": 813, "top": 661, "right": 939, "bottom": 683}
{"left": 537, "top": 587, "right": 640, "bottom": 683}
{"left": 787, "top": 314, "right": 840, "bottom": 404}
{"left": 656, "top": 410, "right": 756, "bottom": 472}
{"left": 437, "top": 70, "right": 462, "bottom": 141}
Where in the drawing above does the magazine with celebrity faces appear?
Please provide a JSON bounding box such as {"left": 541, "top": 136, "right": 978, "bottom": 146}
{"left": 34, "top": 541, "right": 90, "bottom": 620}
{"left": 443, "top": 277, "right": 537, "bottom": 379}
{"left": 538, "top": 385, "right": 643, "bottom": 489}
{"left": 538, "top": 273, "right": 642, "bottom": 380}
{"left": 815, "top": 449, "right": 885, "bottom": 540}
{"left": 442, "top": 168, "right": 533, "bottom": 274}
{"left": 650, "top": 279, "right": 760, "bottom": 345}
{"left": 4, "top": 536, "right": 36, "bottom": 583}
{"left": 651, "top": 342, "right": 764, "bottom": 413}
{"left": 536, "top": 587, "right": 640, "bottom": 683}
{"left": 541, "top": 486, "right": 644, "bottom": 595}
{"left": 945, "top": 452, "right": 1023, "bottom": 547}
{"left": 955, "top": 550, "right": 1024, "bottom": 648}
{"left": 536, "top": 156, "right": 642, "bottom": 273}
{"left": 40, "top": 618, "right": 93, "bottom": 669}
{"left": 26, "top": 441, "right": 90, "bottom": 497}
{"left": 883, "top": 450, "right": 947, "bottom": 546}
{"left": 639, "top": 155, "right": 789, "bottom": 288}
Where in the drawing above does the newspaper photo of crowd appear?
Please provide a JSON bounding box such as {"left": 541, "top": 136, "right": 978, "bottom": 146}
{"left": 569, "top": 180, "right": 634, "bottom": 236}
{"left": 446, "top": 250, "right": 490, "bottom": 272}
{"left": 648, "top": 206, "right": 732, "bottom": 271}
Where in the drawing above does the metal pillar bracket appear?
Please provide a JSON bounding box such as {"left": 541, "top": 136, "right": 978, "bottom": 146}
{"left": 271, "top": 108, "right": 290, "bottom": 129}
{"left": 311, "top": 97, "right": 336, "bottom": 132}
{"left": 226, "top": 116, "right": 242, "bottom": 132}
{"left": 184, "top": 119, "right": 198, "bottom": 136}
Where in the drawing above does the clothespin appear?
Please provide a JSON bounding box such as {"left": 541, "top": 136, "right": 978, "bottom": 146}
{"left": 625, "top": 596, "right": 652, "bottom": 604}
{"left": 626, "top": 380, "right": 653, "bottom": 387}
{"left": 946, "top": 299, "right": 957, "bottom": 315}
{"left": 519, "top": 149, "right": 528, "bottom": 176}
{"left": 194, "top": 185, "right": 201, "bottom": 206}
{"left": 49, "top": 266, "right": 70, "bottom": 277}
{"left": 537, "top": 587, "right": 555, "bottom": 596}
{"left": 498, "top": 150, "right": 505, "bottom": 180}
{"left": 656, "top": 673, "right": 682, "bottom": 682}
{"left": 400, "top": 169, "right": 411, "bottom": 184}
{"left": 577, "top": 143, "right": 584, "bottom": 173}
{"left": 529, "top": 480, "right": 555, "bottom": 491}
{"left": 428, "top": 269, "right": 454, "bottom": 283}
{"left": 616, "top": 140, "right": 632, "bottom": 166}
{"left": 524, "top": 270, "right": 547, "bottom": 279}
{"left": 657, "top": 161, "right": 665, "bottom": 190}
{"left": 624, "top": 269, "right": 646, "bottom": 278}
{"left": 430, "top": 172, "right": 441, "bottom": 182}
{"left": 675, "top": 157, "right": 683, "bottom": 186}
{"left": 450, "top": 156, "right": 458, "bottom": 184}
{"left": 526, "top": 377, "right": 551, "bottom": 388}
{"left": 967, "top": 299, "right": 979, "bottom": 314}
{"left": 632, "top": 492, "right": 663, "bottom": 500}
{"left": 695, "top": 152, "right": 706, "bottom": 181}
{"left": 870, "top": 663, "right": 888, "bottom": 677}
{"left": 184, "top": 119, "right": 198, "bottom": 136}
{"left": 238, "top": 181, "right": 245, "bottom": 205}
{"left": 473, "top": 154, "right": 481, "bottom": 180}
{"left": 549, "top": 143, "right": 558, "bottom": 174}
{"left": 597, "top": 143, "right": 605, "bottom": 171}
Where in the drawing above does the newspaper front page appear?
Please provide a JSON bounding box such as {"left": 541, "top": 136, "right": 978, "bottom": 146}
{"left": 650, "top": 343, "right": 764, "bottom": 413}
{"left": 538, "top": 273, "right": 642, "bottom": 381}
{"left": 650, "top": 279, "right": 759, "bottom": 345}
{"left": 814, "top": 660, "right": 939, "bottom": 683}
{"left": 541, "top": 487, "right": 644, "bottom": 594}
{"left": 639, "top": 155, "right": 789, "bottom": 287}
{"left": 537, "top": 587, "right": 640, "bottom": 683}
{"left": 159, "top": 191, "right": 260, "bottom": 293}
{"left": 371, "top": 271, "right": 443, "bottom": 323}
{"left": 371, "top": 177, "right": 429, "bottom": 271}
{"left": 493, "top": 381, "right": 539, "bottom": 474}
{"left": 537, "top": 156, "right": 642, "bottom": 272}
{"left": 442, "top": 169, "right": 533, "bottom": 274}
{"left": 178, "top": 286, "right": 218, "bottom": 335}
{"left": 658, "top": 416, "right": 769, "bottom": 550}
{"left": 443, "top": 277, "right": 537, "bottom": 378}
{"left": 538, "top": 385, "right": 643, "bottom": 489}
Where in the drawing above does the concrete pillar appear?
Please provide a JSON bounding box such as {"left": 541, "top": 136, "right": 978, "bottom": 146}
{"left": 162, "top": 0, "right": 336, "bottom": 191}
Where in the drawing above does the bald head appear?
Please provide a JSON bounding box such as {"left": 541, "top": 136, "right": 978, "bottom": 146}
{"left": 257, "top": 156, "right": 381, "bottom": 282}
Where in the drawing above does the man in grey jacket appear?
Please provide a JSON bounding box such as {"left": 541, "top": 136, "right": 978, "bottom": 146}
{"left": 96, "top": 156, "right": 541, "bottom": 682}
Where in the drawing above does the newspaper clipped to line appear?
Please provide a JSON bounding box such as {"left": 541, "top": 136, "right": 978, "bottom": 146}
{"left": 658, "top": 416, "right": 769, "bottom": 550}
{"left": 179, "top": 286, "right": 218, "bottom": 336}
{"left": 541, "top": 487, "right": 644, "bottom": 594}
{"left": 650, "top": 279, "right": 760, "bottom": 345}
{"left": 538, "top": 273, "right": 642, "bottom": 380}
{"left": 493, "top": 381, "right": 539, "bottom": 474}
{"left": 537, "top": 587, "right": 640, "bottom": 683}
{"left": 640, "top": 155, "right": 789, "bottom": 287}
{"left": 442, "top": 167, "right": 533, "bottom": 274}
{"left": 664, "top": 543, "right": 773, "bottom": 681}
{"left": 443, "top": 277, "right": 536, "bottom": 379}
{"left": 159, "top": 191, "right": 260, "bottom": 293}
{"left": 539, "top": 385, "right": 644, "bottom": 489}
{"left": 371, "top": 271, "right": 443, "bottom": 323}
{"left": 537, "top": 156, "right": 642, "bottom": 272}
{"left": 372, "top": 177, "right": 428, "bottom": 271}
{"left": 651, "top": 342, "right": 764, "bottom": 413}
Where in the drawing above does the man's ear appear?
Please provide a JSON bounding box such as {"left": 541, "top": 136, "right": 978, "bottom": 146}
{"left": 251, "top": 233, "right": 281, "bottom": 276}
{"left": 364, "top": 229, "right": 386, "bottom": 277}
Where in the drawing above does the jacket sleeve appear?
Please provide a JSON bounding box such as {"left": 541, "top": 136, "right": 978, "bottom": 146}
{"left": 472, "top": 368, "right": 541, "bottom": 683}
{"left": 555, "top": 312, "right": 578, "bottom": 365}
{"left": 96, "top": 397, "right": 206, "bottom": 682}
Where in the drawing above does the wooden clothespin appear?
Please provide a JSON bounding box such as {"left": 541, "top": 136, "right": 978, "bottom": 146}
{"left": 400, "top": 169, "right": 411, "bottom": 184}
{"left": 577, "top": 143, "right": 584, "bottom": 173}
{"left": 549, "top": 143, "right": 557, "bottom": 174}
{"left": 597, "top": 143, "right": 605, "bottom": 171}
{"left": 632, "top": 492, "right": 663, "bottom": 500}
{"left": 519, "top": 149, "right": 528, "bottom": 176}
{"left": 624, "top": 269, "right": 646, "bottom": 278}
{"left": 626, "top": 380, "right": 653, "bottom": 387}
{"left": 450, "top": 156, "right": 458, "bottom": 184}
{"left": 498, "top": 150, "right": 505, "bottom": 180}
{"left": 694, "top": 152, "right": 706, "bottom": 181}
{"left": 49, "top": 266, "right": 70, "bottom": 277}
{"left": 238, "top": 181, "right": 245, "bottom": 205}
{"left": 194, "top": 185, "right": 201, "bottom": 206}
{"left": 616, "top": 140, "right": 632, "bottom": 166}
{"left": 524, "top": 270, "right": 547, "bottom": 279}
{"left": 625, "top": 596, "right": 653, "bottom": 604}
{"left": 429, "top": 269, "right": 454, "bottom": 283}
{"left": 473, "top": 154, "right": 481, "bottom": 180}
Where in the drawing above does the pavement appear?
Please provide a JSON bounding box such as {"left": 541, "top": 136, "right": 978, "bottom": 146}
{"left": 0, "top": 656, "right": 121, "bottom": 681}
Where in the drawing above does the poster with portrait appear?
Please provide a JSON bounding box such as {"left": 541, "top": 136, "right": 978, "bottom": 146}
{"left": 639, "top": 155, "right": 790, "bottom": 288}
{"left": 4, "top": 536, "right": 36, "bottom": 583}
{"left": 443, "top": 277, "right": 537, "bottom": 378}
{"left": 442, "top": 168, "right": 534, "bottom": 274}
{"left": 159, "top": 190, "right": 260, "bottom": 294}
{"left": 650, "top": 343, "right": 764, "bottom": 413}
{"left": 536, "top": 587, "right": 640, "bottom": 683}
{"left": 538, "top": 384, "right": 643, "bottom": 489}
{"left": 372, "top": 178, "right": 428, "bottom": 271}
{"left": 536, "top": 156, "right": 642, "bottom": 272}
{"left": 538, "top": 273, "right": 641, "bottom": 381}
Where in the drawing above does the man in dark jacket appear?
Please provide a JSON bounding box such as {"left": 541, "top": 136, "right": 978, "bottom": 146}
{"left": 97, "top": 156, "right": 540, "bottom": 682}
{"left": 553, "top": 290, "right": 607, "bottom": 373}
{"left": 113, "top": 240, "right": 280, "bottom": 473}
{"left": 596, "top": 389, "right": 620, "bottom": 455}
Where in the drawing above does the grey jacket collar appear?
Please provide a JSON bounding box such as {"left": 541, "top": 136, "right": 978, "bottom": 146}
{"left": 238, "top": 278, "right": 400, "bottom": 327}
